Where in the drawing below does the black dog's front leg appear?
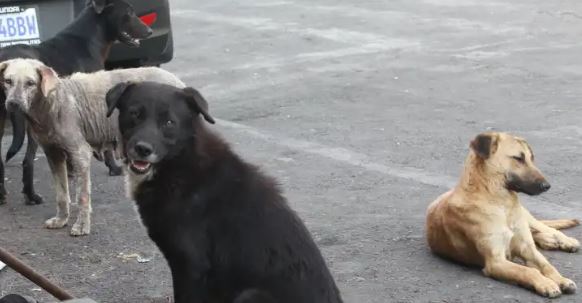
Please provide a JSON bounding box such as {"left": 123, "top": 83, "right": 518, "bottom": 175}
{"left": 0, "top": 107, "right": 6, "bottom": 205}
{"left": 167, "top": 242, "right": 211, "bottom": 303}
{"left": 22, "top": 128, "right": 43, "bottom": 205}
{"left": 234, "top": 289, "right": 277, "bottom": 303}
{"left": 104, "top": 150, "right": 123, "bottom": 176}
{"left": 172, "top": 268, "right": 209, "bottom": 303}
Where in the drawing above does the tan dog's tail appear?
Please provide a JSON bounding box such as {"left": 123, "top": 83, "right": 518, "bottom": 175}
{"left": 540, "top": 219, "right": 580, "bottom": 230}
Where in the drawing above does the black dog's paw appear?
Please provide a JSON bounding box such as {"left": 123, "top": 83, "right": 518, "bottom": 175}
{"left": 24, "top": 193, "right": 44, "bottom": 205}
{"left": 108, "top": 166, "right": 123, "bottom": 176}
{"left": 0, "top": 186, "right": 7, "bottom": 205}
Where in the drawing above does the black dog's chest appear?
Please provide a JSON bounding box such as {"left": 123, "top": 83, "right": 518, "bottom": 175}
{"left": 138, "top": 189, "right": 191, "bottom": 222}
{"left": 135, "top": 185, "right": 206, "bottom": 249}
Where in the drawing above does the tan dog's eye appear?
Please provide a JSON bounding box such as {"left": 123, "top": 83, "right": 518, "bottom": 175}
{"left": 25, "top": 80, "right": 35, "bottom": 87}
{"left": 4, "top": 79, "right": 12, "bottom": 86}
{"left": 511, "top": 153, "right": 526, "bottom": 164}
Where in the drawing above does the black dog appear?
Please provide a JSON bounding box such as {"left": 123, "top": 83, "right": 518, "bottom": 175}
{"left": 0, "top": 0, "right": 152, "bottom": 205}
{"left": 105, "top": 82, "right": 344, "bottom": 303}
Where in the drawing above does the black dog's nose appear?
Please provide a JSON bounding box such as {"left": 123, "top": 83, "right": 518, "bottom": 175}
{"left": 540, "top": 181, "right": 551, "bottom": 192}
{"left": 134, "top": 142, "right": 153, "bottom": 157}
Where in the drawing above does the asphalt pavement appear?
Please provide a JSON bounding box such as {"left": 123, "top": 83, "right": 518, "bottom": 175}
{"left": 2, "top": 0, "right": 582, "bottom": 302}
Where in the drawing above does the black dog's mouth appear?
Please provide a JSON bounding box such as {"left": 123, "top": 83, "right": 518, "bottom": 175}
{"left": 118, "top": 18, "right": 153, "bottom": 48}
{"left": 129, "top": 160, "right": 152, "bottom": 174}
{"left": 119, "top": 31, "right": 141, "bottom": 47}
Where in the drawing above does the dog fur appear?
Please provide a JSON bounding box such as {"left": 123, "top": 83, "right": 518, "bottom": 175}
{"left": 106, "top": 81, "right": 344, "bottom": 303}
{"left": 426, "top": 132, "right": 580, "bottom": 298}
{"left": 0, "top": 0, "right": 152, "bottom": 206}
{"left": 0, "top": 59, "right": 183, "bottom": 236}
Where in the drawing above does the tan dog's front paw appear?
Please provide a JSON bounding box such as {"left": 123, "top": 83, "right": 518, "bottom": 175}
{"left": 70, "top": 219, "right": 90, "bottom": 236}
{"left": 534, "top": 232, "right": 580, "bottom": 253}
{"left": 558, "top": 278, "right": 577, "bottom": 294}
{"left": 535, "top": 278, "right": 562, "bottom": 298}
{"left": 44, "top": 217, "right": 68, "bottom": 229}
{"left": 559, "top": 236, "right": 580, "bottom": 253}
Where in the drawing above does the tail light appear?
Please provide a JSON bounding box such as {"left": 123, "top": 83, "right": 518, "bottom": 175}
{"left": 140, "top": 12, "right": 158, "bottom": 26}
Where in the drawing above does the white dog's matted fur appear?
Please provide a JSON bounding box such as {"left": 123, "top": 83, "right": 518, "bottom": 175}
{"left": 0, "top": 58, "right": 185, "bottom": 236}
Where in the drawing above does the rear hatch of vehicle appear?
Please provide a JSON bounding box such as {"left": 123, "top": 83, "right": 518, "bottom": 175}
{"left": 0, "top": 0, "right": 75, "bottom": 47}
{"left": 0, "top": 0, "right": 173, "bottom": 66}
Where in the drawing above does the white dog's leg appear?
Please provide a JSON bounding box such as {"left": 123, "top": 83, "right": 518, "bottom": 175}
{"left": 72, "top": 176, "right": 80, "bottom": 206}
{"left": 71, "top": 149, "right": 92, "bottom": 236}
{"left": 45, "top": 153, "right": 70, "bottom": 229}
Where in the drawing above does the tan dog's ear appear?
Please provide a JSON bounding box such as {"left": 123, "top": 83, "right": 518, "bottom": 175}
{"left": 38, "top": 66, "right": 58, "bottom": 97}
{"left": 182, "top": 87, "right": 215, "bottom": 124}
{"left": 470, "top": 133, "right": 499, "bottom": 159}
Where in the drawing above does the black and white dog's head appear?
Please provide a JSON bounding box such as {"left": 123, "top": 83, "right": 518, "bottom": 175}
{"left": 106, "top": 81, "right": 215, "bottom": 177}
{"left": 90, "top": 0, "right": 152, "bottom": 47}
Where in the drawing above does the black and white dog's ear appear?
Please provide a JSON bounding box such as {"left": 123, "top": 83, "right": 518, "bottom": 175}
{"left": 90, "top": 0, "right": 107, "bottom": 14}
{"left": 106, "top": 82, "right": 134, "bottom": 117}
{"left": 182, "top": 87, "right": 215, "bottom": 124}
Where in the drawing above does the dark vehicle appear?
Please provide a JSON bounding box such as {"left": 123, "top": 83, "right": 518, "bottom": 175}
{"left": 0, "top": 0, "right": 173, "bottom": 67}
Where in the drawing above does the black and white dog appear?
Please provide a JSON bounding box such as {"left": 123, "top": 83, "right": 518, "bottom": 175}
{"left": 105, "top": 81, "right": 344, "bottom": 303}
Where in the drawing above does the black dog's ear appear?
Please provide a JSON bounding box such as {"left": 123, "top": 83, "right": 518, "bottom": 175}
{"left": 90, "top": 0, "right": 107, "bottom": 14}
{"left": 106, "top": 82, "right": 134, "bottom": 117}
{"left": 470, "top": 133, "right": 499, "bottom": 159}
{"left": 182, "top": 87, "right": 215, "bottom": 124}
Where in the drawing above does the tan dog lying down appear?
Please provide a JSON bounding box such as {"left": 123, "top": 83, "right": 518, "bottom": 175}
{"left": 426, "top": 132, "right": 580, "bottom": 298}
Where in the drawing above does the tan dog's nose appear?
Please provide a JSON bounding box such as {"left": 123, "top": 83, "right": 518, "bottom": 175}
{"left": 539, "top": 181, "right": 551, "bottom": 192}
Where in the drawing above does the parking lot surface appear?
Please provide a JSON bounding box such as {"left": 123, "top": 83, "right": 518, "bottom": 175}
{"left": 2, "top": 0, "right": 582, "bottom": 302}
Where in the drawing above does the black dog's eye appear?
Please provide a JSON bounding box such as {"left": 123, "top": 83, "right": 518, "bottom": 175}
{"left": 165, "top": 120, "right": 175, "bottom": 127}
{"left": 4, "top": 79, "right": 12, "bottom": 86}
{"left": 129, "top": 109, "right": 140, "bottom": 120}
{"left": 511, "top": 153, "right": 526, "bottom": 164}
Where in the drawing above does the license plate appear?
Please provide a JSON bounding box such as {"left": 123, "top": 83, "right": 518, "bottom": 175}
{"left": 0, "top": 6, "right": 40, "bottom": 47}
